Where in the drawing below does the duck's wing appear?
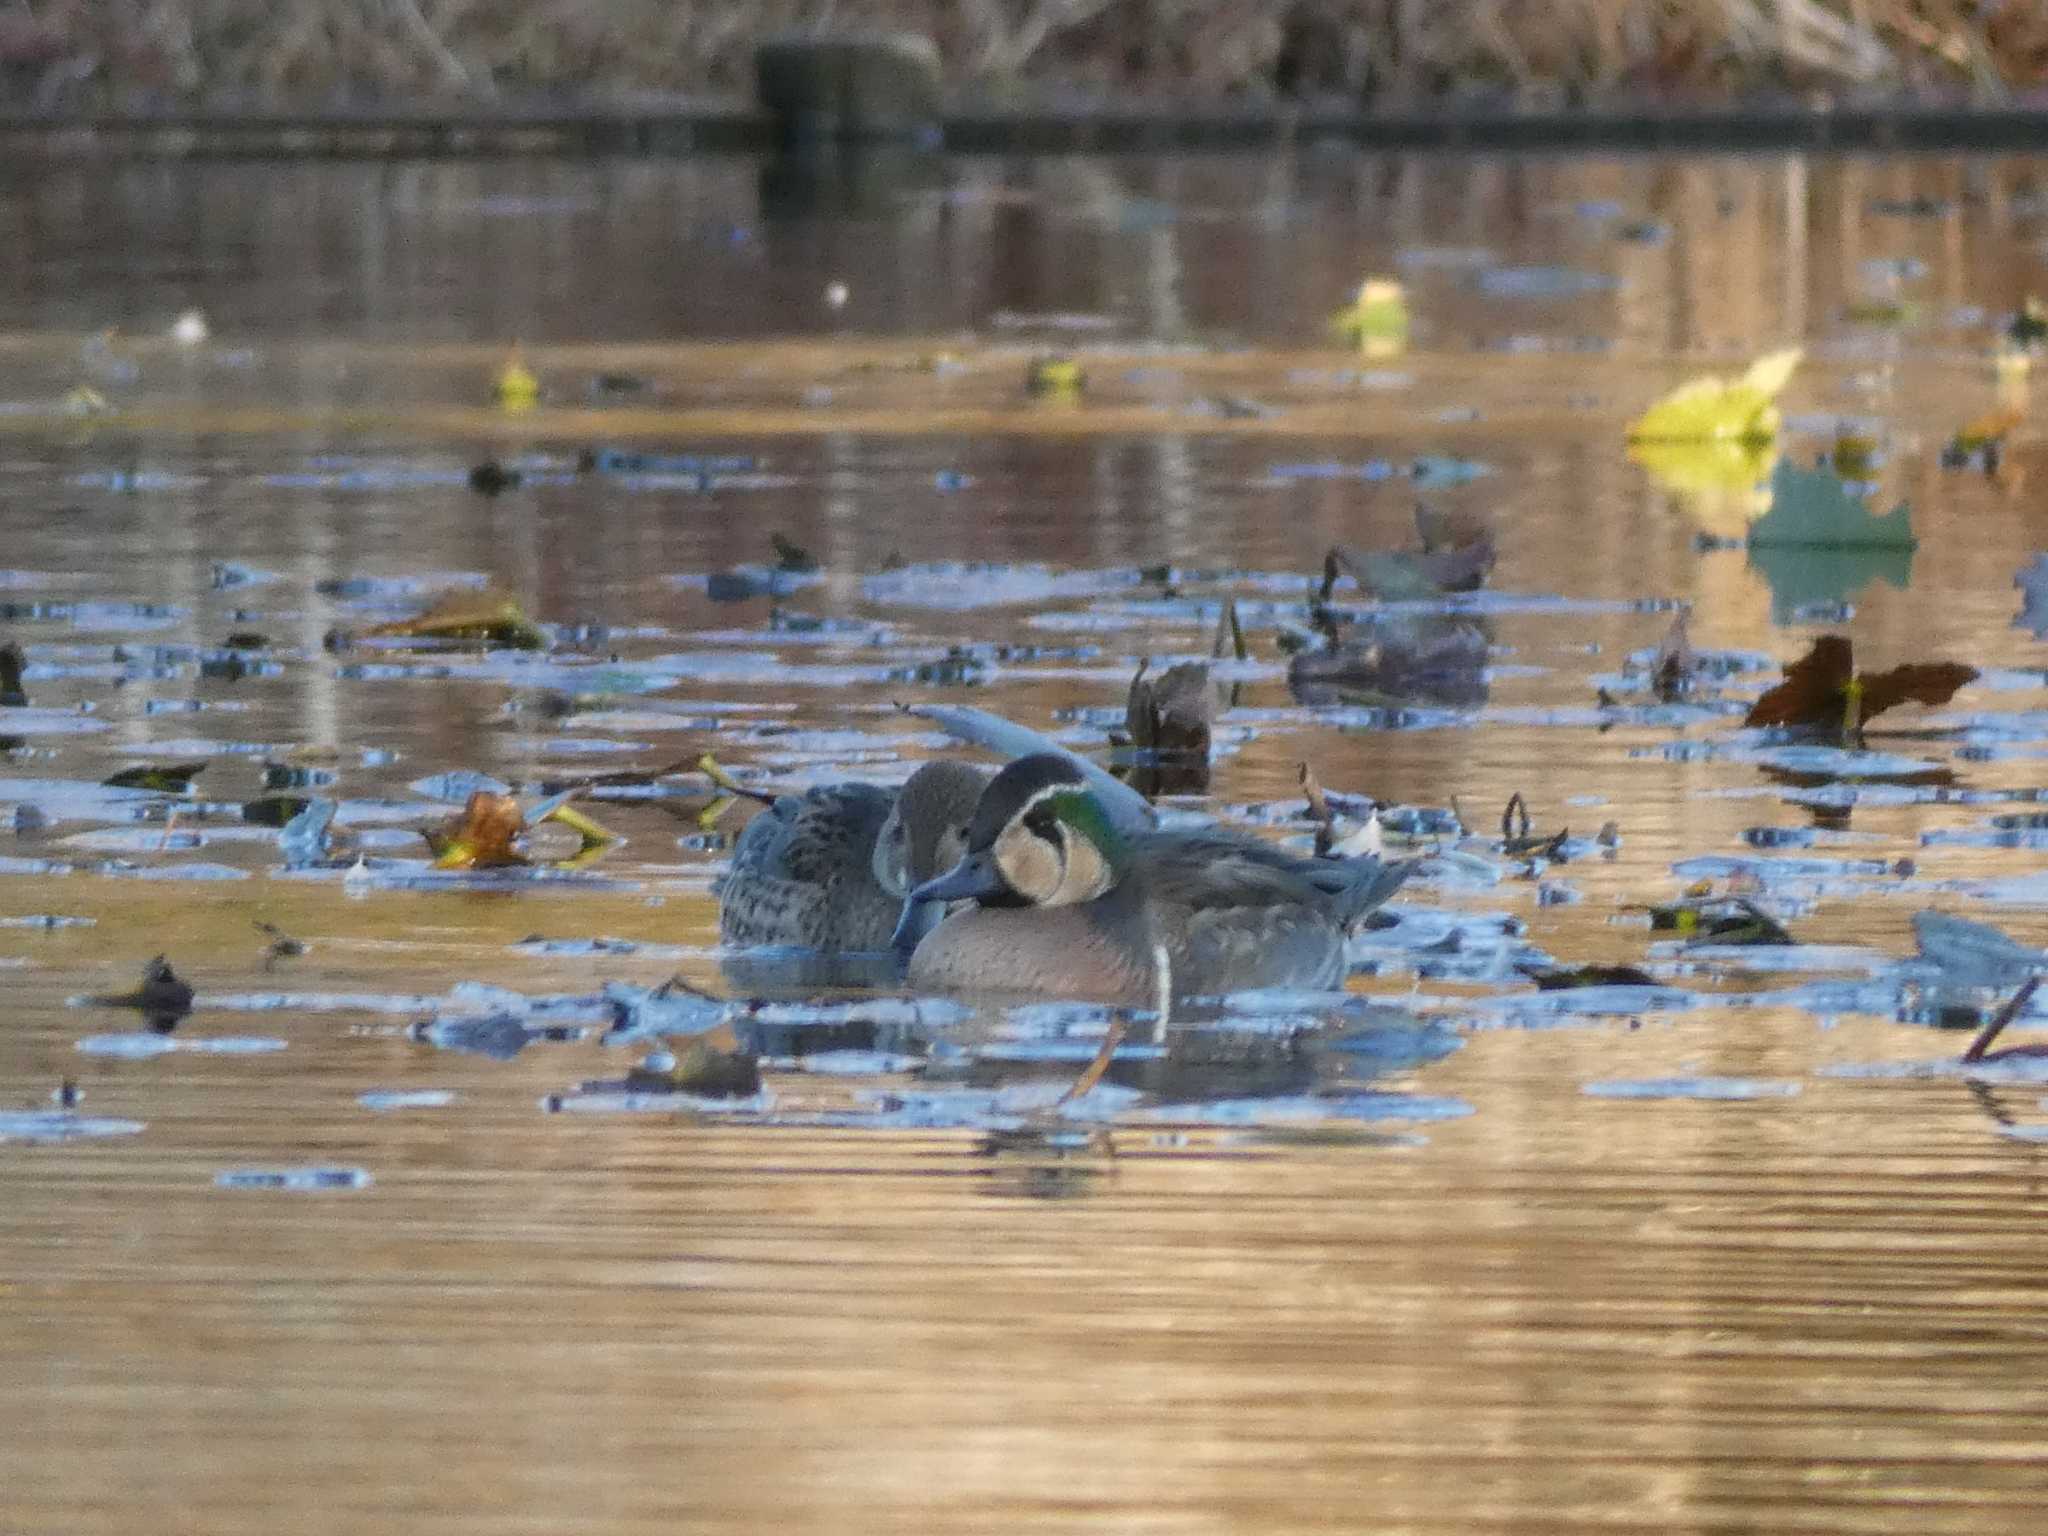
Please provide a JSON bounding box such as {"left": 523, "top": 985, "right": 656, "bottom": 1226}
{"left": 717, "top": 783, "right": 896, "bottom": 949}
{"left": 1300, "top": 853, "right": 1417, "bottom": 929}
{"left": 904, "top": 702, "right": 1156, "bottom": 836}
{"left": 1138, "top": 835, "right": 1354, "bottom": 996}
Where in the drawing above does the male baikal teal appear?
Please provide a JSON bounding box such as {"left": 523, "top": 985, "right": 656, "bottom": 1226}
{"left": 898, "top": 754, "right": 1411, "bottom": 1005}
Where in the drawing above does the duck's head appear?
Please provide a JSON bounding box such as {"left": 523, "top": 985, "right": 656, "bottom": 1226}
{"left": 872, "top": 760, "right": 988, "bottom": 898}
{"left": 900, "top": 755, "right": 1125, "bottom": 936}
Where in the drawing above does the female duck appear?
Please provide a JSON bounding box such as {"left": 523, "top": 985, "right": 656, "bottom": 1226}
{"left": 718, "top": 759, "right": 988, "bottom": 952}
{"left": 900, "top": 754, "right": 1410, "bottom": 1004}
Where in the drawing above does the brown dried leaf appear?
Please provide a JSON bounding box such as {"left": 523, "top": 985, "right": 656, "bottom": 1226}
{"left": 1650, "top": 611, "right": 1696, "bottom": 702}
{"left": 425, "top": 791, "right": 528, "bottom": 869}
{"left": 1745, "top": 636, "right": 1975, "bottom": 730}
{"left": 1743, "top": 636, "right": 1855, "bottom": 728}
{"left": 362, "top": 588, "right": 547, "bottom": 651}
{"left": 1856, "top": 661, "right": 1978, "bottom": 723}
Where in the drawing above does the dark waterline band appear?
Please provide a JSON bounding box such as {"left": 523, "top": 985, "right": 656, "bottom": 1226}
{"left": 1, "top": 103, "right": 2047, "bottom": 158}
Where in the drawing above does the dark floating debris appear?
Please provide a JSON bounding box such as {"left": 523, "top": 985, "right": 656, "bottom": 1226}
{"left": 1960, "top": 976, "right": 2047, "bottom": 1065}
{"left": 103, "top": 761, "right": 206, "bottom": 791}
{"left": 255, "top": 920, "right": 307, "bottom": 968}
{"left": 769, "top": 532, "right": 818, "bottom": 574}
{"left": 467, "top": 460, "right": 522, "bottom": 495}
{"left": 1520, "top": 962, "right": 1657, "bottom": 990}
{"left": 1649, "top": 611, "right": 1697, "bottom": 702}
{"left": 1115, "top": 659, "right": 1215, "bottom": 796}
{"left": 81, "top": 954, "right": 195, "bottom": 1033}
{"left": 1647, "top": 895, "right": 1793, "bottom": 946}
{"left": 0, "top": 640, "right": 26, "bottom": 707}
{"left": 1498, "top": 793, "right": 1567, "bottom": 860}
{"left": 1745, "top": 635, "right": 1975, "bottom": 737}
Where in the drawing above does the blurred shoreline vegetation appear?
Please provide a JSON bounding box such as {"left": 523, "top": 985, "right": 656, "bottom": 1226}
{"left": 0, "top": 1, "right": 2042, "bottom": 113}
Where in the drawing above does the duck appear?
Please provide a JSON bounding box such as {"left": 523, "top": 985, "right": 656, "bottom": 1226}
{"left": 898, "top": 754, "right": 1412, "bottom": 1005}
{"left": 716, "top": 759, "right": 988, "bottom": 953}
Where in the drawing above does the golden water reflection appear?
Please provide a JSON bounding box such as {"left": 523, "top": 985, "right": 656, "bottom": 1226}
{"left": 1, "top": 149, "right": 2047, "bottom": 1533}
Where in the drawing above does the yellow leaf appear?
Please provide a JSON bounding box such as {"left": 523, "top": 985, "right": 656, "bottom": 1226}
{"left": 1629, "top": 348, "right": 1802, "bottom": 445}
{"left": 496, "top": 354, "right": 539, "bottom": 412}
{"left": 1330, "top": 277, "right": 1409, "bottom": 356}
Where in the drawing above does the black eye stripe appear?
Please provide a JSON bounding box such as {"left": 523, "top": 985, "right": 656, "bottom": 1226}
{"left": 1021, "top": 802, "right": 1063, "bottom": 846}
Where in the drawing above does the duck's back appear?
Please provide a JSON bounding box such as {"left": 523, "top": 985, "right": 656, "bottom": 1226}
{"left": 1134, "top": 830, "right": 1355, "bottom": 997}
{"left": 717, "top": 782, "right": 896, "bottom": 950}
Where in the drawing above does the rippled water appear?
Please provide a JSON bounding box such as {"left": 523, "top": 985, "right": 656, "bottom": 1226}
{"left": 5, "top": 148, "right": 2048, "bottom": 1533}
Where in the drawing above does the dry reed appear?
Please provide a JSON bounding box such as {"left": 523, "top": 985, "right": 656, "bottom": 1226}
{"left": 0, "top": 1, "right": 2042, "bottom": 110}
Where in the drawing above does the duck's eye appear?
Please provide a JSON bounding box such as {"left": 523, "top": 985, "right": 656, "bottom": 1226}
{"left": 1021, "top": 801, "right": 1064, "bottom": 847}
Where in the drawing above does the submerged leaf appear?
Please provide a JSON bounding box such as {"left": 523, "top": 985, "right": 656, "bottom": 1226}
{"left": 1748, "top": 459, "right": 1914, "bottom": 548}
{"left": 1629, "top": 348, "right": 1801, "bottom": 444}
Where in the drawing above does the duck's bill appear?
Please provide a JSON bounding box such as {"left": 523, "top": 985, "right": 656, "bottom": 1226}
{"left": 889, "top": 891, "right": 944, "bottom": 955}
{"left": 909, "top": 851, "right": 1005, "bottom": 906}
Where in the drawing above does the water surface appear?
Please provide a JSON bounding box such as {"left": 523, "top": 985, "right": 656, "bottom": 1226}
{"left": 4, "top": 148, "right": 2048, "bottom": 1534}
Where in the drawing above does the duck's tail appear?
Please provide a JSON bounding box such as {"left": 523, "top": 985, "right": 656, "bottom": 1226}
{"left": 1312, "top": 853, "right": 1418, "bottom": 931}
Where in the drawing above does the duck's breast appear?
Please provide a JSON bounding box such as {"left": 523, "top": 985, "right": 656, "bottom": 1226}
{"left": 907, "top": 906, "right": 1155, "bottom": 1005}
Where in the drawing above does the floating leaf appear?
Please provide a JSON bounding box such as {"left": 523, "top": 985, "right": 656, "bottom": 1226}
{"left": 1744, "top": 635, "right": 1975, "bottom": 732}
{"left": 424, "top": 791, "right": 528, "bottom": 869}
{"left": 1647, "top": 895, "right": 1792, "bottom": 946}
{"left": 1521, "top": 962, "right": 1656, "bottom": 990}
{"left": 360, "top": 588, "right": 547, "bottom": 651}
{"left": 422, "top": 787, "right": 615, "bottom": 870}
{"left": 1025, "top": 357, "right": 1085, "bottom": 398}
{"left": 495, "top": 352, "right": 539, "bottom": 412}
{"left": 1330, "top": 278, "right": 1409, "bottom": 357}
{"left": 1629, "top": 348, "right": 1801, "bottom": 445}
{"left": 1913, "top": 911, "right": 2048, "bottom": 988}
{"left": 1649, "top": 611, "right": 1697, "bottom": 701}
{"left": 103, "top": 761, "right": 206, "bottom": 791}
{"left": 1747, "top": 459, "right": 1914, "bottom": 548}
